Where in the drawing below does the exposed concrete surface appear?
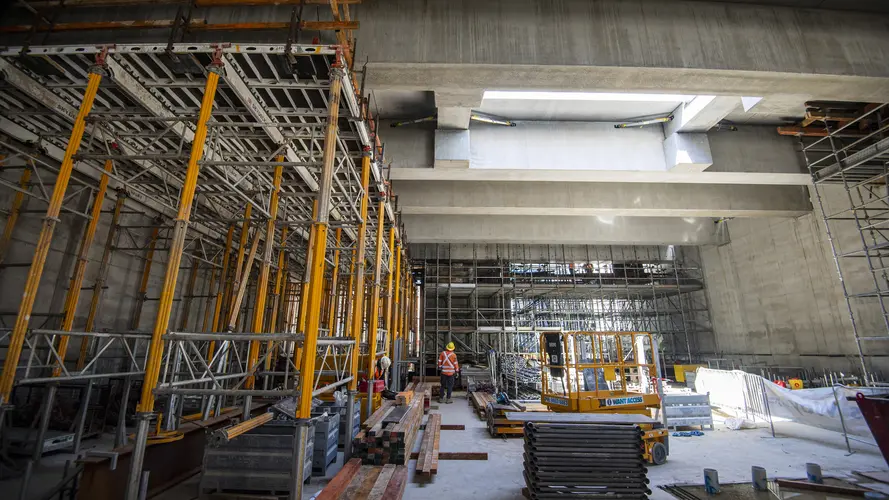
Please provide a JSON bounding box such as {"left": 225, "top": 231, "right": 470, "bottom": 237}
{"left": 470, "top": 121, "right": 667, "bottom": 171}
{"left": 395, "top": 181, "right": 812, "bottom": 218}
{"left": 4, "top": 2, "right": 889, "bottom": 101}
{"left": 707, "top": 127, "right": 805, "bottom": 175}
{"left": 385, "top": 125, "right": 809, "bottom": 184}
{"left": 358, "top": 0, "right": 889, "bottom": 100}
{"left": 404, "top": 214, "right": 725, "bottom": 245}
{"left": 701, "top": 185, "right": 889, "bottom": 373}
{"left": 0, "top": 167, "right": 215, "bottom": 341}
{"left": 389, "top": 167, "right": 812, "bottom": 185}
{"left": 142, "top": 391, "right": 886, "bottom": 500}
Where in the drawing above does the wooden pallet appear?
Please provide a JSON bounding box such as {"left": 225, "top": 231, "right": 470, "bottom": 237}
{"left": 416, "top": 413, "right": 440, "bottom": 475}
{"left": 486, "top": 403, "right": 527, "bottom": 437}
{"left": 316, "top": 458, "right": 407, "bottom": 500}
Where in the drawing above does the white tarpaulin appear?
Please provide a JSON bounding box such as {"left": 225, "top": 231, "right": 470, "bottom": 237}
{"left": 695, "top": 368, "right": 883, "bottom": 437}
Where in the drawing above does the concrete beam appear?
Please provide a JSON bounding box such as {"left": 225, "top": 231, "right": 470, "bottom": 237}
{"left": 434, "top": 129, "right": 470, "bottom": 169}
{"left": 664, "top": 133, "right": 713, "bottom": 172}
{"left": 386, "top": 124, "right": 809, "bottom": 184}
{"left": 665, "top": 96, "right": 741, "bottom": 135}
{"left": 394, "top": 180, "right": 812, "bottom": 218}
{"left": 389, "top": 167, "right": 811, "bottom": 185}
{"left": 404, "top": 214, "right": 726, "bottom": 245}
{"left": 434, "top": 90, "right": 484, "bottom": 129}
{"left": 358, "top": 0, "right": 889, "bottom": 101}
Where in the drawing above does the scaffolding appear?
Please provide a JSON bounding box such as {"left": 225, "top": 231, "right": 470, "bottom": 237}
{"left": 0, "top": 36, "right": 414, "bottom": 500}
{"left": 415, "top": 243, "right": 714, "bottom": 369}
{"left": 799, "top": 101, "right": 889, "bottom": 384}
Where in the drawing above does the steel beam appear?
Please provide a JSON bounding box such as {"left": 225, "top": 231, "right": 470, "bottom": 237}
{"left": 226, "top": 230, "right": 260, "bottom": 332}
{"left": 126, "top": 61, "right": 221, "bottom": 500}
{"left": 78, "top": 191, "right": 128, "bottom": 368}
{"left": 390, "top": 245, "right": 402, "bottom": 356}
{"left": 365, "top": 200, "right": 386, "bottom": 387}
{"left": 0, "top": 164, "right": 31, "bottom": 265}
{"left": 382, "top": 227, "right": 396, "bottom": 359}
{"left": 55, "top": 160, "right": 113, "bottom": 374}
{"left": 297, "top": 61, "right": 344, "bottom": 419}
{"left": 130, "top": 224, "right": 160, "bottom": 331}
{"left": 245, "top": 157, "right": 283, "bottom": 389}
{"left": 326, "top": 228, "right": 343, "bottom": 334}
{"left": 0, "top": 66, "right": 103, "bottom": 404}
{"left": 347, "top": 152, "right": 371, "bottom": 391}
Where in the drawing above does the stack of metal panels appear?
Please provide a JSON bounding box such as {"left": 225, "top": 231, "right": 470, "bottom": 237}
{"left": 664, "top": 393, "right": 714, "bottom": 430}
{"left": 523, "top": 422, "right": 650, "bottom": 499}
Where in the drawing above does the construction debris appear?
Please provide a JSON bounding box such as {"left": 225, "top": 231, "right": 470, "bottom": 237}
{"left": 522, "top": 422, "right": 650, "bottom": 500}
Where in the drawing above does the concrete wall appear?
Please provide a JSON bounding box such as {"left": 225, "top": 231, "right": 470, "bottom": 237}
{"left": 701, "top": 184, "right": 889, "bottom": 376}
{"left": 0, "top": 168, "right": 219, "bottom": 371}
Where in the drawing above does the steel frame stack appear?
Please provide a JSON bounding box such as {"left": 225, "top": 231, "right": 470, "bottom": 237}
{"left": 0, "top": 38, "right": 415, "bottom": 500}
{"left": 800, "top": 103, "right": 889, "bottom": 384}
{"left": 415, "top": 243, "right": 713, "bottom": 367}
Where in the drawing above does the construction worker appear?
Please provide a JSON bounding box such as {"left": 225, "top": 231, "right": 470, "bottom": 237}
{"left": 438, "top": 342, "right": 459, "bottom": 404}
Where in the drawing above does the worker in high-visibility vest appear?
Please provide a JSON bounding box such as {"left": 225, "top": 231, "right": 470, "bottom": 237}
{"left": 438, "top": 342, "right": 460, "bottom": 404}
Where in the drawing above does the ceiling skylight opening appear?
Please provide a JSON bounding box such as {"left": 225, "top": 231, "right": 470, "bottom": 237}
{"left": 483, "top": 91, "right": 696, "bottom": 102}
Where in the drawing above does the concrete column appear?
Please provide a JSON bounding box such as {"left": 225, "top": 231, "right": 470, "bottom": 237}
{"left": 434, "top": 90, "right": 483, "bottom": 129}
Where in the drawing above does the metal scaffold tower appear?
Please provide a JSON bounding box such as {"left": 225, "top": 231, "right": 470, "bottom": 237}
{"left": 0, "top": 37, "right": 415, "bottom": 499}
{"left": 799, "top": 102, "right": 889, "bottom": 384}
{"left": 414, "top": 243, "right": 713, "bottom": 369}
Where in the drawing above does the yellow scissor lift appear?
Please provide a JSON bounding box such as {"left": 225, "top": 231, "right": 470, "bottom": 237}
{"left": 537, "top": 331, "right": 669, "bottom": 465}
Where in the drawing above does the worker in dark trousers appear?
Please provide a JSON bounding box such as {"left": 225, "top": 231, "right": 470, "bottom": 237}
{"left": 438, "top": 342, "right": 459, "bottom": 403}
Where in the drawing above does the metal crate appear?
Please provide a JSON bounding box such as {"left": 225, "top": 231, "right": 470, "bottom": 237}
{"left": 318, "top": 400, "right": 360, "bottom": 449}
{"left": 199, "top": 420, "right": 314, "bottom": 498}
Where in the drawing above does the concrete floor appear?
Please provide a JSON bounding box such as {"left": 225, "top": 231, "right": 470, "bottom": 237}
{"left": 3, "top": 392, "right": 887, "bottom": 499}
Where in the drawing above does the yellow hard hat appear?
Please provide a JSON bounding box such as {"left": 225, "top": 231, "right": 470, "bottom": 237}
{"left": 446, "top": 342, "right": 455, "bottom": 351}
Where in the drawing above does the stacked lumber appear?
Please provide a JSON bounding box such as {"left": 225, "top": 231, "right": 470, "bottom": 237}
{"left": 411, "top": 377, "right": 441, "bottom": 397}
{"left": 469, "top": 391, "right": 495, "bottom": 419}
{"left": 403, "top": 381, "right": 432, "bottom": 413}
{"left": 352, "top": 389, "right": 424, "bottom": 465}
{"left": 416, "top": 413, "right": 441, "bottom": 475}
{"left": 316, "top": 458, "right": 408, "bottom": 500}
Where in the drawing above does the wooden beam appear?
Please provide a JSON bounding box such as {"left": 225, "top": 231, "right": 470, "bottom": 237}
{"left": 777, "top": 125, "right": 868, "bottom": 138}
{"left": 774, "top": 480, "right": 869, "bottom": 497}
{"left": 409, "top": 452, "right": 488, "bottom": 460}
{"left": 419, "top": 424, "right": 465, "bottom": 430}
{"left": 315, "top": 458, "right": 362, "bottom": 500}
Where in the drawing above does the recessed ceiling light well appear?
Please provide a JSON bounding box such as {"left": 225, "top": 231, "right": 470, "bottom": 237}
{"left": 483, "top": 91, "right": 696, "bottom": 102}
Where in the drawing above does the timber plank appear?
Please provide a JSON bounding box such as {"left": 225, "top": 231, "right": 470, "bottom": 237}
{"left": 410, "top": 452, "right": 488, "bottom": 460}
{"left": 316, "top": 458, "right": 362, "bottom": 500}
{"left": 381, "top": 466, "right": 408, "bottom": 500}
{"left": 366, "top": 464, "right": 397, "bottom": 500}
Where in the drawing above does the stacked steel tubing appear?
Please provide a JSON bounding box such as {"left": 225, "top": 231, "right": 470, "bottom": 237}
{"left": 523, "top": 422, "right": 650, "bottom": 499}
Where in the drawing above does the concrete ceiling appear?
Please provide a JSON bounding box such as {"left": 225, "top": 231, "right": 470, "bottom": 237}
{"left": 369, "top": 89, "right": 806, "bottom": 125}
{"left": 477, "top": 98, "right": 684, "bottom": 122}
{"left": 678, "top": 0, "right": 889, "bottom": 13}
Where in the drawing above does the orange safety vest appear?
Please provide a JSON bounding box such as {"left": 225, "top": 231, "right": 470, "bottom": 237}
{"left": 438, "top": 351, "right": 459, "bottom": 376}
